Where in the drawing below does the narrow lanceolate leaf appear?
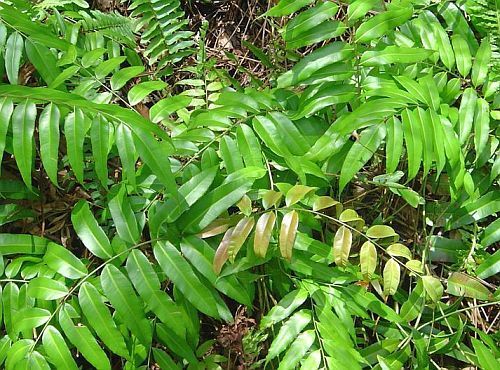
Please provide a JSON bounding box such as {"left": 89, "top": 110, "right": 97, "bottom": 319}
{"left": 58, "top": 304, "right": 111, "bottom": 370}
{"left": 279, "top": 211, "right": 299, "bottom": 261}
{"left": 5, "top": 32, "right": 23, "bottom": 84}
{"left": 355, "top": 6, "right": 412, "bottom": 43}
{"left": 154, "top": 241, "right": 220, "bottom": 318}
{"left": 400, "top": 280, "right": 424, "bottom": 322}
{"left": 474, "top": 98, "right": 490, "bottom": 162}
{"left": 433, "top": 22, "right": 455, "bottom": 70}
{"left": 237, "top": 124, "right": 263, "bottom": 168}
{"left": 360, "top": 241, "right": 377, "bottom": 281}
{"left": 383, "top": 259, "right": 400, "bottom": 296}
{"left": 13, "top": 307, "right": 51, "bottom": 334}
{"left": 360, "top": 46, "right": 432, "bottom": 66}
{"left": 476, "top": 249, "right": 500, "bottom": 280}
{"left": 27, "top": 277, "right": 68, "bottom": 300}
{"left": 471, "top": 38, "right": 491, "bottom": 87}
{"left": 267, "top": 310, "right": 312, "bottom": 360}
{"left": 446, "top": 272, "right": 490, "bottom": 300}
{"left": 264, "top": 0, "right": 314, "bottom": 17}
{"left": 472, "top": 338, "right": 499, "bottom": 370}
{"left": 428, "top": 110, "right": 446, "bottom": 176}
{"left": 128, "top": 81, "right": 167, "bottom": 106}
{"left": 421, "top": 275, "right": 443, "bottom": 302}
{"left": 458, "top": 88, "right": 477, "bottom": 144}
{"left": 333, "top": 226, "right": 352, "bottom": 267}
{"left": 25, "top": 39, "right": 60, "bottom": 86}
{"left": 38, "top": 104, "right": 60, "bottom": 185}
{"left": 219, "top": 136, "right": 244, "bottom": 174}
{"left": 227, "top": 217, "right": 255, "bottom": 262}
{"left": 43, "top": 242, "right": 87, "bottom": 279}
{"left": 65, "top": 108, "right": 90, "bottom": 183}
{"left": 386, "top": 116, "right": 403, "bottom": 173}
{"left": 71, "top": 200, "right": 113, "bottom": 259}
{"left": 12, "top": 100, "right": 36, "bottom": 188}
{"left": 78, "top": 282, "right": 129, "bottom": 358}
{"left": 101, "top": 265, "right": 152, "bottom": 345}
{"left": 402, "top": 109, "right": 422, "bottom": 180}
{"left": 90, "top": 115, "right": 110, "bottom": 187}
{"left": 277, "top": 330, "right": 316, "bottom": 370}
{"left": 110, "top": 66, "right": 145, "bottom": 91}
{"left": 108, "top": 185, "right": 140, "bottom": 244}
{"left": 115, "top": 124, "right": 137, "bottom": 187}
{"left": 42, "top": 326, "right": 79, "bottom": 370}
{"left": 451, "top": 34, "right": 472, "bottom": 77}
{"left": 150, "top": 95, "right": 192, "bottom": 123}
{"left": 254, "top": 212, "right": 276, "bottom": 258}
{"left": 213, "top": 227, "right": 234, "bottom": 274}
{"left": 339, "top": 123, "right": 386, "bottom": 193}
{"left": 0, "top": 98, "right": 14, "bottom": 172}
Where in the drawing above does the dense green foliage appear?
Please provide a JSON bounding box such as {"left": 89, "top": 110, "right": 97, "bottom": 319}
{"left": 0, "top": 0, "right": 498, "bottom": 369}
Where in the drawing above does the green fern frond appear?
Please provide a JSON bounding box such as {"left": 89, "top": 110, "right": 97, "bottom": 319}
{"left": 127, "top": 0, "right": 195, "bottom": 68}
{"left": 466, "top": 0, "right": 500, "bottom": 72}
{"left": 79, "top": 10, "right": 136, "bottom": 48}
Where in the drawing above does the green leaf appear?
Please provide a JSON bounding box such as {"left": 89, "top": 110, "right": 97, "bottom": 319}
{"left": 101, "top": 265, "right": 152, "bottom": 345}
{"left": 115, "top": 124, "right": 137, "bottom": 187}
{"left": 5, "top": 32, "right": 23, "bottom": 85}
{"left": 402, "top": 109, "right": 422, "bottom": 180}
{"left": 43, "top": 242, "right": 87, "bottom": 279}
{"left": 421, "top": 275, "right": 443, "bottom": 302}
{"left": 260, "top": 288, "right": 309, "bottom": 329}
{"left": 458, "top": 87, "right": 478, "bottom": 143}
{"left": 285, "top": 185, "right": 315, "bottom": 206}
{"left": 48, "top": 65, "right": 80, "bottom": 90}
{"left": 267, "top": 309, "right": 311, "bottom": 360}
{"left": 42, "top": 326, "right": 79, "bottom": 370}
{"left": 0, "top": 233, "right": 48, "bottom": 255}
{"left": 27, "top": 276, "right": 68, "bottom": 300}
{"left": 5, "top": 339, "right": 33, "bottom": 370}
{"left": 348, "top": 0, "right": 379, "bottom": 21}
{"left": 432, "top": 21, "right": 455, "bottom": 69}
{"left": 219, "top": 136, "right": 244, "bottom": 174}
{"left": 360, "top": 46, "right": 433, "bottom": 66}
{"left": 128, "top": 81, "right": 167, "bottom": 105}
{"left": 355, "top": 5, "right": 412, "bottom": 43}
{"left": 386, "top": 243, "right": 412, "bottom": 260}
{"left": 264, "top": 0, "right": 314, "bottom": 16}
{"left": 446, "top": 272, "right": 491, "bottom": 300}
{"left": 366, "top": 225, "right": 398, "bottom": 241}
{"left": 25, "top": 39, "right": 60, "bottom": 86}
{"left": 94, "top": 56, "right": 126, "bottom": 79}
{"left": 58, "top": 304, "right": 111, "bottom": 370}
{"left": 472, "top": 338, "right": 500, "bottom": 370}
{"left": 450, "top": 191, "right": 500, "bottom": 228}
{"left": 400, "top": 280, "right": 424, "bottom": 322}
{"left": 81, "top": 48, "right": 106, "bottom": 68}
{"left": 292, "top": 83, "right": 355, "bottom": 119}
{"left": 333, "top": 226, "right": 352, "bottom": 267}
{"left": 154, "top": 241, "right": 220, "bottom": 318}
{"left": 385, "top": 116, "right": 403, "bottom": 173}
{"left": 150, "top": 95, "right": 192, "bottom": 123}
{"left": 0, "top": 97, "right": 13, "bottom": 172}
{"left": 178, "top": 173, "right": 258, "bottom": 233}
{"left": 480, "top": 218, "right": 500, "bottom": 248}
{"left": 125, "top": 250, "right": 186, "bottom": 336}
{"left": 339, "top": 123, "right": 386, "bottom": 193}
{"left": 474, "top": 98, "right": 490, "bottom": 163}
{"left": 108, "top": 185, "right": 140, "bottom": 244}
{"left": 277, "top": 42, "right": 354, "bottom": 88}
{"left": 78, "top": 282, "right": 129, "bottom": 358}
{"left": 12, "top": 100, "right": 36, "bottom": 188}
{"left": 360, "top": 241, "right": 377, "bottom": 281}
{"left": 277, "top": 330, "right": 316, "bottom": 370}
{"left": 472, "top": 38, "right": 491, "bottom": 87}
{"left": 236, "top": 124, "right": 263, "bottom": 168}
{"left": 38, "top": 103, "right": 60, "bottom": 185}
{"left": 383, "top": 259, "right": 400, "bottom": 296}
{"left": 451, "top": 34, "right": 472, "bottom": 77}
{"left": 13, "top": 307, "right": 50, "bottom": 334}
{"left": 90, "top": 115, "right": 110, "bottom": 187}
{"left": 71, "top": 200, "right": 113, "bottom": 259}
{"left": 64, "top": 108, "right": 90, "bottom": 183}
{"left": 110, "top": 65, "right": 145, "bottom": 91}
{"left": 227, "top": 216, "right": 255, "bottom": 262}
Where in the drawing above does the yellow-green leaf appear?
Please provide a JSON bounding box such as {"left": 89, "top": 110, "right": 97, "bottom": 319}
{"left": 360, "top": 241, "right": 377, "bottom": 281}
{"left": 279, "top": 211, "right": 299, "bottom": 261}
{"left": 227, "top": 217, "right": 255, "bottom": 262}
{"left": 254, "top": 212, "right": 276, "bottom": 258}
{"left": 387, "top": 243, "right": 412, "bottom": 260}
{"left": 383, "top": 258, "right": 400, "bottom": 296}
{"left": 421, "top": 275, "right": 443, "bottom": 302}
{"left": 333, "top": 226, "right": 352, "bottom": 267}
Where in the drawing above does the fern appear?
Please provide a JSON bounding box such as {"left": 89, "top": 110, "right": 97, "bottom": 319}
{"left": 127, "top": 0, "right": 195, "bottom": 68}
{"left": 79, "top": 10, "right": 136, "bottom": 48}
{"left": 466, "top": 0, "right": 500, "bottom": 73}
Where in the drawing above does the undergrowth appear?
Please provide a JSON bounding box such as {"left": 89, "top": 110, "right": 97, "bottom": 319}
{"left": 0, "top": 0, "right": 498, "bottom": 369}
